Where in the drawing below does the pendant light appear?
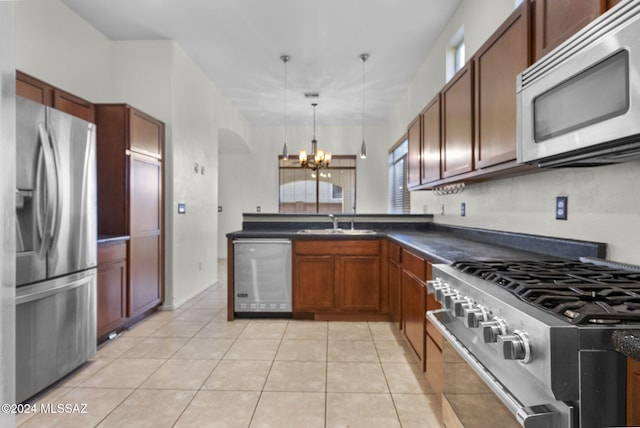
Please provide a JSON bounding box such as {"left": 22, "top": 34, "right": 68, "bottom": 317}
{"left": 281, "top": 54, "right": 290, "bottom": 160}
{"left": 359, "top": 53, "right": 369, "bottom": 159}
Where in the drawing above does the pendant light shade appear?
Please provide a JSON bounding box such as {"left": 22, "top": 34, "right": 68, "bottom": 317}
{"left": 281, "top": 54, "right": 290, "bottom": 160}
{"left": 360, "top": 53, "right": 369, "bottom": 159}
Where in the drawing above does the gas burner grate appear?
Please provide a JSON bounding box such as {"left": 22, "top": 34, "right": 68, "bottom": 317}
{"left": 451, "top": 260, "right": 640, "bottom": 324}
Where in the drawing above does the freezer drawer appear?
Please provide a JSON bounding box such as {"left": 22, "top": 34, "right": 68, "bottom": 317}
{"left": 234, "top": 239, "right": 291, "bottom": 313}
{"left": 16, "top": 269, "right": 96, "bottom": 402}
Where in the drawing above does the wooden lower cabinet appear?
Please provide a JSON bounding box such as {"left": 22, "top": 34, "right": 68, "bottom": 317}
{"left": 129, "top": 234, "right": 162, "bottom": 318}
{"left": 292, "top": 240, "right": 383, "bottom": 319}
{"left": 402, "top": 269, "right": 426, "bottom": 368}
{"left": 97, "top": 241, "right": 128, "bottom": 340}
{"left": 293, "top": 255, "right": 335, "bottom": 311}
{"left": 629, "top": 357, "right": 640, "bottom": 426}
{"left": 388, "top": 257, "right": 402, "bottom": 329}
{"left": 337, "top": 256, "right": 380, "bottom": 311}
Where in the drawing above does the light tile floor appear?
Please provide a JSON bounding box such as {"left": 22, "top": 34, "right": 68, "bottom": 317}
{"left": 16, "top": 260, "right": 443, "bottom": 427}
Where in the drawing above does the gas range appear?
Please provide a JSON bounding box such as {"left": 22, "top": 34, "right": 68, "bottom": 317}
{"left": 426, "top": 260, "right": 640, "bottom": 428}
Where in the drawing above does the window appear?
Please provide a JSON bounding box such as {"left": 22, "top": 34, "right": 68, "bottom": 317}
{"left": 388, "top": 139, "right": 409, "bottom": 213}
{"left": 278, "top": 155, "right": 356, "bottom": 213}
{"left": 446, "top": 26, "right": 465, "bottom": 81}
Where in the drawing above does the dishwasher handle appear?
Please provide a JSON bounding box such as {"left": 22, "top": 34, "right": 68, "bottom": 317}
{"left": 233, "top": 239, "right": 292, "bottom": 245}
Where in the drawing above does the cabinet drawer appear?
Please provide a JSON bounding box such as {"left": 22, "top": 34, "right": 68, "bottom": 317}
{"left": 295, "top": 239, "right": 380, "bottom": 256}
{"left": 98, "top": 241, "right": 127, "bottom": 264}
{"left": 402, "top": 250, "right": 426, "bottom": 281}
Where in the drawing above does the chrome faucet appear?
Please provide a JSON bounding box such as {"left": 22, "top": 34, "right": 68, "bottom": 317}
{"left": 328, "top": 214, "right": 339, "bottom": 230}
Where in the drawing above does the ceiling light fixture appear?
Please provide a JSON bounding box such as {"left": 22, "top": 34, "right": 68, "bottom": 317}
{"left": 299, "top": 102, "right": 331, "bottom": 171}
{"left": 281, "top": 54, "right": 290, "bottom": 160}
{"left": 360, "top": 53, "right": 369, "bottom": 159}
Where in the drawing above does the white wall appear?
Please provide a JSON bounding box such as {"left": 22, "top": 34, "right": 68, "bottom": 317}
{"left": 385, "top": 0, "right": 640, "bottom": 265}
{"left": 15, "top": 0, "right": 253, "bottom": 308}
{"left": 0, "top": 3, "right": 15, "bottom": 425}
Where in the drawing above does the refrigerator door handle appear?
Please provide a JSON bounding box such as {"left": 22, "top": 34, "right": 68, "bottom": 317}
{"left": 36, "top": 124, "right": 57, "bottom": 258}
{"left": 47, "top": 125, "right": 63, "bottom": 252}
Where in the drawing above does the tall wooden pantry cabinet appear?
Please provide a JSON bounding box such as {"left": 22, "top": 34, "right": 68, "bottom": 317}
{"left": 95, "top": 104, "right": 165, "bottom": 321}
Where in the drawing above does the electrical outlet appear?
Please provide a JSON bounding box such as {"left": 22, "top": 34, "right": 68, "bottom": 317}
{"left": 461, "top": 202, "right": 466, "bottom": 217}
{"left": 178, "top": 203, "right": 186, "bottom": 214}
{"left": 256, "top": 206, "right": 261, "bottom": 213}
{"left": 556, "top": 196, "right": 568, "bottom": 220}
{"left": 218, "top": 206, "right": 222, "bottom": 212}
{"left": 440, "top": 204, "right": 445, "bottom": 215}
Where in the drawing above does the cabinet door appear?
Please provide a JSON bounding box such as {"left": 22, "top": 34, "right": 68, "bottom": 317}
{"left": 389, "top": 259, "right": 402, "bottom": 329}
{"left": 402, "top": 270, "right": 426, "bottom": 369}
{"left": 475, "top": 4, "right": 530, "bottom": 169}
{"left": 53, "top": 88, "right": 95, "bottom": 123}
{"left": 16, "top": 71, "right": 53, "bottom": 106}
{"left": 97, "top": 259, "right": 127, "bottom": 338}
{"left": 129, "top": 108, "right": 164, "bottom": 159}
{"left": 533, "top": 0, "right": 604, "bottom": 61}
{"left": 442, "top": 61, "right": 474, "bottom": 178}
{"left": 336, "top": 255, "right": 380, "bottom": 311}
{"left": 421, "top": 94, "right": 441, "bottom": 183}
{"left": 407, "top": 115, "right": 422, "bottom": 189}
{"left": 629, "top": 357, "right": 640, "bottom": 426}
{"left": 129, "top": 153, "right": 163, "bottom": 318}
{"left": 293, "top": 255, "right": 335, "bottom": 311}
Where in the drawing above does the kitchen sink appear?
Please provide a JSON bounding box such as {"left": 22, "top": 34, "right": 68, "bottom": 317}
{"left": 297, "top": 228, "right": 377, "bottom": 235}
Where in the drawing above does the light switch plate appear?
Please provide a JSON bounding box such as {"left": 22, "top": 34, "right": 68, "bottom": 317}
{"left": 178, "top": 203, "right": 186, "bottom": 214}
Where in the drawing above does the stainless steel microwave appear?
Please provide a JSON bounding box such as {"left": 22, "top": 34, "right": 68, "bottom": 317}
{"left": 517, "top": 0, "right": 640, "bottom": 167}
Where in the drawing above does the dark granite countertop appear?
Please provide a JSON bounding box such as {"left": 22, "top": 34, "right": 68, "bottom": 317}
{"left": 227, "top": 223, "right": 604, "bottom": 263}
{"left": 612, "top": 330, "right": 640, "bottom": 361}
{"left": 97, "top": 235, "right": 130, "bottom": 244}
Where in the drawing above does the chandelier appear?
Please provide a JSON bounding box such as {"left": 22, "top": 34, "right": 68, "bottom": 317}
{"left": 299, "top": 102, "right": 331, "bottom": 171}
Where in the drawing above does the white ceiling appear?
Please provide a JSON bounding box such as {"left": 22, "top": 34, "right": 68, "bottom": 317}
{"left": 62, "top": 0, "right": 462, "bottom": 127}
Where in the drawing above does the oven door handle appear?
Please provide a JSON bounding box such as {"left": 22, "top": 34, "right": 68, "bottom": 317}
{"left": 426, "top": 310, "right": 562, "bottom": 428}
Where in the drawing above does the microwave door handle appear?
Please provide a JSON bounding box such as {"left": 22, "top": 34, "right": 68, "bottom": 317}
{"left": 37, "top": 124, "right": 57, "bottom": 257}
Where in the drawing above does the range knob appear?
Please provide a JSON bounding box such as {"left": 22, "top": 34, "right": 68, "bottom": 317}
{"left": 426, "top": 277, "right": 443, "bottom": 294}
{"left": 464, "top": 306, "right": 489, "bottom": 328}
{"left": 436, "top": 287, "right": 454, "bottom": 304}
{"left": 443, "top": 290, "right": 461, "bottom": 310}
{"left": 480, "top": 317, "right": 508, "bottom": 343}
{"left": 497, "top": 330, "right": 531, "bottom": 363}
{"left": 453, "top": 297, "right": 473, "bottom": 317}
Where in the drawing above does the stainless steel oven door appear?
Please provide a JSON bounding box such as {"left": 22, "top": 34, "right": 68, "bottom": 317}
{"left": 517, "top": 1, "right": 640, "bottom": 166}
{"left": 427, "top": 310, "right": 570, "bottom": 428}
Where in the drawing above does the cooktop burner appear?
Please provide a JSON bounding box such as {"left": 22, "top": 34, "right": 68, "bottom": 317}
{"left": 452, "top": 260, "right": 640, "bottom": 324}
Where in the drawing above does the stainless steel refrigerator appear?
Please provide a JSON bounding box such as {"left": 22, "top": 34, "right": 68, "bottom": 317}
{"left": 15, "top": 96, "right": 97, "bottom": 403}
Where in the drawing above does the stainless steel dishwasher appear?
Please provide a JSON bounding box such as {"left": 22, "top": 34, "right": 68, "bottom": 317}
{"left": 233, "top": 239, "right": 292, "bottom": 314}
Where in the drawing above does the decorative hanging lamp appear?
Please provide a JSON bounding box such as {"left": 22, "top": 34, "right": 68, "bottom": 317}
{"left": 281, "top": 54, "right": 290, "bottom": 160}
{"left": 360, "top": 53, "right": 369, "bottom": 159}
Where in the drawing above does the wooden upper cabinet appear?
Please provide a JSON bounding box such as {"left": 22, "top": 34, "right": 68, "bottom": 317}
{"left": 421, "top": 94, "right": 441, "bottom": 183}
{"left": 53, "top": 88, "right": 95, "bottom": 123}
{"left": 441, "top": 61, "right": 474, "bottom": 178}
{"left": 474, "top": 4, "right": 530, "bottom": 169}
{"left": 130, "top": 108, "right": 164, "bottom": 158}
{"left": 16, "top": 71, "right": 53, "bottom": 106}
{"left": 17, "top": 71, "right": 95, "bottom": 123}
{"left": 533, "top": 0, "right": 605, "bottom": 61}
{"left": 628, "top": 357, "right": 640, "bottom": 427}
{"left": 407, "top": 115, "right": 422, "bottom": 189}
